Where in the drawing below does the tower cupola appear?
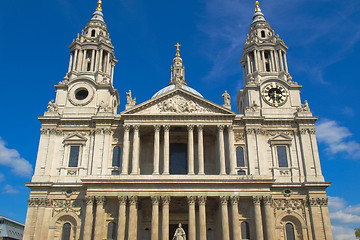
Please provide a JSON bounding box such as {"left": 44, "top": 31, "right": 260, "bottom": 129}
{"left": 169, "top": 43, "right": 186, "bottom": 86}
{"left": 240, "top": 1, "right": 292, "bottom": 84}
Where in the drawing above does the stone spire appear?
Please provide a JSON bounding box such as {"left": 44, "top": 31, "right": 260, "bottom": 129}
{"left": 239, "top": 1, "right": 292, "bottom": 84}
{"left": 169, "top": 43, "right": 187, "bottom": 86}
{"left": 63, "top": 0, "right": 117, "bottom": 85}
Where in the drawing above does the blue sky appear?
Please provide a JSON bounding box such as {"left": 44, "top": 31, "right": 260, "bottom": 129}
{"left": 0, "top": 0, "right": 359, "bottom": 239}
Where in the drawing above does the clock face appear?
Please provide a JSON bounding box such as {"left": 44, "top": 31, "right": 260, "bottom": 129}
{"left": 262, "top": 83, "right": 288, "bottom": 107}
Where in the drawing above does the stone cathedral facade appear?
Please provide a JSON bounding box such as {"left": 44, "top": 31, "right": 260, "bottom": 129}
{"left": 23, "top": 1, "right": 333, "bottom": 240}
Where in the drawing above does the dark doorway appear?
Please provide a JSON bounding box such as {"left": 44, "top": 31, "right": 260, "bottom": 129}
{"left": 170, "top": 143, "right": 187, "bottom": 174}
{"left": 169, "top": 224, "right": 188, "bottom": 240}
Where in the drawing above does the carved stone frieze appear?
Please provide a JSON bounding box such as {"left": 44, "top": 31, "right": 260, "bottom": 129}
{"left": 94, "top": 128, "right": 112, "bottom": 135}
{"left": 308, "top": 197, "right": 328, "bottom": 206}
{"left": 156, "top": 95, "right": 215, "bottom": 114}
{"left": 235, "top": 132, "right": 245, "bottom": 141}
{"left": 53, "top": 199, "right": 81, "bottom": 215}
{"left": 28, "top": 198, "right": 53, "bottom": 207}
{"left": 272, "top": 199, "right": 304, "bottom": 211}
{"left": 41, "top": 128, "right": 64, "bottom": 136}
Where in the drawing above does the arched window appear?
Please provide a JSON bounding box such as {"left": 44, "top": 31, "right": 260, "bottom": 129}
{"left": 286, "top": 223, "right": 295, "bottom": 240}
{"left": 107, "top": 222, "right": 117, "bottom": 240}
{"left": 91, "top": 30, "right": 96, "bottom": 37}
{"left": 261, "top": 30, "right": 266, "bottom": 38}
{"left": 112, "top": 146, "right": 122, "bottom": 167}
{"left": 236, "top": 146, "right": 245, "bottom": 167}
{"left": 241, "top": 221, "right": 250, "bottom": 239}
{"left": 170, "top": 143, "right": 187, "bottom": 174}
{"left": 61, "top": 223, "right": 71, "bottom": 240}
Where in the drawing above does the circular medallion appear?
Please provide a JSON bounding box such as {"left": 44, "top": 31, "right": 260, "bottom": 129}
{"left": 262, "top": 82, "right": 288, "bottom": 107}
{"left": 68, "top": 82, "right": 94, "bottom": 106}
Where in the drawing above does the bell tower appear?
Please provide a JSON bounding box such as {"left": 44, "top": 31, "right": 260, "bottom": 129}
{"left": 48, "top": 0, "right": 119, "bottom": 117}
{"left": 237, "top": 1, "right": 306, "bottom": 118}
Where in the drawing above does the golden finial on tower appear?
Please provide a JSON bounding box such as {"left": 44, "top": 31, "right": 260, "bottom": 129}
{"left": 96, "top": 0, "right": 102, "bottom": 11}
{"left": 255, "top": 1, "right": 261, "bottom": 12}
{"left": 174, "top": 42, "right": 181, "bottom": 56}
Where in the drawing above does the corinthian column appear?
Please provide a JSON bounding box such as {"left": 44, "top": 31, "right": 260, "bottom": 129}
{"left": 131, "top": 125, "right": 140, "bottom": 175}
{"left": 218, "top": 125, "right": 226, "bottom": 175}
{"left": 153, "top": 125, "right": 161, "bottom": 175}
{"left": 188, "top": 196, "right": 196, "bottom": 240}
{"left": 220, "top": 196, "right": 230, "bottom": 240}
{"left": 117, "top": 196, "right": 127, "bottom": 240}
{"left": 84, "top": 196, "right": 95, "bottom": 240}
{"left": 187, "top": 125, "right": 195, "bottom": 174}
{"left": 263, "top": 196, "right": 274, "bottom": 240}
{"left": 197, "top": 125, "right": 205, "bottom": 175}
{"left": 162, "top": 196, "right": 171, "bottom": 240}
{"left": 227, "top": 125, "right": 237, "bottom": 175}
{"left": 198, "top": 196, "right": 207, "bottom": 240}
{"left": 128, "top": 196, "right": 138, "bottom": 240}
{"left": 252, "top": 196, "right": 264, "bottom": 240}
{"left": 230, "top": 196, "right": 240, "bottom": 240}
{"left": 121, "top": 125, "right": 130, "bottom": 175}
{"left": 94, "top": 196, "right": 106, "bottom": 240}
{"left": 163, "top": 125, "right": 170, "bottom": 175}
{"left": 151, "top": 196, "right": 160, "bottom": 240}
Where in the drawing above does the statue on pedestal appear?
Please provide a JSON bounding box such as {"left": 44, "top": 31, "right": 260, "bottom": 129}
{"left": 172, "top": 223, "right": 186, "bottom": 240}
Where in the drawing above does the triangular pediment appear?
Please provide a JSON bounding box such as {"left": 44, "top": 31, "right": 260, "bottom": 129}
{"left": 64, "top": 133, "right": 88, "bottom": 142}
{"left": 122, "top": 88, "right": 236, "bottom": 115}
{"left": 269, "top": 134, "right": 292, "bottom": 142}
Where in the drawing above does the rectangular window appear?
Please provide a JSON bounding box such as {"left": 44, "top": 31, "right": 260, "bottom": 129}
{"left": 277, "top": 146, "right": 288, "bottom": 167}
{"left": 68, "top": 146, "right": 80, "bottom": 167}
{"left": 236, "top": 147, "right": 245, "bottom": 167}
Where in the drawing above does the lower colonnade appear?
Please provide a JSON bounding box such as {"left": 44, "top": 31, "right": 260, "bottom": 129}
{"left": 83, "top": 194, "right": 273, "bottom": 240}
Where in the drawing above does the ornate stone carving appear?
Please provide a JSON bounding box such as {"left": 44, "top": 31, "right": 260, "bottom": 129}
{"left": 279, "top": 170, "right": 289, "bottom": 176}
{"left": 48, "top": 128, "right": 63, "bottom": 136}
{"left": 118, "top": 196, "right": 127, "bottom": 205}
{"left": 163, "top": 125, "right": 170, "bottom": 131}
{"left": 154, "top": 125, "right": 161, "bottom": 131}
{"left": 217, "top": 125, "right": 225, "bottom": 131}
{"left": 67, "top": 170, "right": 77, "bottom": 175}
{"left": 272, "top": 199, "right": 304, "bottom": 210}
{"left": 157, "top": 95, "right": 214, "bottom": 113}
{"left": 235, "top": 132, "right": 245, "bottom": 141}
{"left": 220, "top": 196, "right": 229, "bottom": 205}
{"left": 263, "top": 196, "right": 272, "bottom": 205}
{"left": 187, "top": 125, "right": 194, "bottom": 131}
{"left": 198, "top": 196, "right": 207, "bottom": 205}
{"left": 187, "top": 196, "right": 196, "bottom": 205}
{"left": 96, "top": 196, "right": 106, "bottom": 205}
{"left": 230, "top": 196, "right": 239, "bottom": 205}
{"left": 297, "top": 100, "right": 310, "bottom": 112}
{"left": 308, "top": 197, "right": 328, "bottom": 206}
{"left": 151, "top": 196, "right": 160, "bottom": 205}
{"left": 47, "top": 100, "right": 59, "bottom": 113}
{"left": 85, "top": 196, "right": 95, "bottom": 205}
{"left": 162, "top": 196, "right": 171, "bottom": 205}
{"left": 252, "top": 196, "right": 261, "bottom": 205}
{"left": 98, "top": 100, "right": 112, "bottom": 112}
{"left": 222, "top": 90, "right": 231, "bottom": 106}
{"left": 245, "top": 101, "right": 260, "bottom": 112}
{"left": 53, "top": 199, "right": 81, "bottom": 214}
{"left": 126, "top": 90, "right": 136, "bottom": 106}
{"left": 129, "top": 196, "right": 138, "bottom": 205}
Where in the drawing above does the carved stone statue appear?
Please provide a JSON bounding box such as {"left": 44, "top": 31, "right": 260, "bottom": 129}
{"left": 222, "top": 90, "right": 231, "bottom": 106}
{"left": 172, "top": 223, "right": 186, "bottom": 240}
{"left": 126, "top": 90, "right": 136, "bottom": 106}
{"left": 47, "top": 100, "right": 58, "bottom": 112}
{"left": 98, "top": 100, "right": 111, "bottom": 112}
{"left": 297, "top": 100, "right": 310, "bottom": 112}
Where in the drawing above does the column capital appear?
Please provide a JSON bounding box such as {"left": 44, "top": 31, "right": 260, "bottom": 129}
{"left": 197, "top": 125, "right": 204, "bottom": 131}
{"left": 217, "top": 125, "right": 225, "bottom": 131}
{"left": 187, "top": 125, "right": 194, "bottom": 131}
{"left": 252, "top": 196, "right": 261, "bottom": 205}
{"left": 129, "top": 196, "right": 138, "bottom": 205}
{"left": 198, "top": 196, "right": 207, "bottom": 205}
{"left": 96, "top": 196, "right": 105, "bottom": 205}
{"left": 154, "top": 125, "right": 161, "bottom": 131}
{"left": 187, "top": 196, "right": 196, "bottom": 205}
{"left": 162, "top": 196, "right": 171, "bottom": 205}
{"left": 85, "top": 196, "right": 95, "bottom": 205}
{"left": 230, "top": 196, "right": 239, "bottom": 205}
{"left": 118, "top": 196, "right": 127, "bottom": 205}
{"left": 263, "top": 196, "right": 272, "bottom": 205}
{"left": 163, "top": 125, "right": 170, "bottom": 131}
{"left": 220, "top": 196, "right": 229, "bottom": 205}
{"left": 227, "top": 125, "right": 234, "bottom": 131}
{"left": 123, "top": 124, "right": 131, "bottom": 131}
{"left": 132, "top": 125, "right": 140, "bottom": 131}
{"left": 151, "top": 196, "right": 161, "bottom": 205}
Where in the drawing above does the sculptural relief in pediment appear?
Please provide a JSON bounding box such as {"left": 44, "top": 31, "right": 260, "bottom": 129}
{"left": 137, "top": 95, "right": 219, "bottom": 114}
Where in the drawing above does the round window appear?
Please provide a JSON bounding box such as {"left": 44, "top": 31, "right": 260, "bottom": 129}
{"left": 75, "top": 89, "right": 89, "bottom": 100}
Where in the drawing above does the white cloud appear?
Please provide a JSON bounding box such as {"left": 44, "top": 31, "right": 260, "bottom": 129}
{"left": 0, "top": 137, "right": 33, "bottom": 177}
{"left": 316, "top": 119, "right": 360, "bottom": 160}
{"left": 3, "top": 184, "right": 19, "bottom": 194}
{"left": 328, "top": 196, "right": 360, "bottom": 240}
